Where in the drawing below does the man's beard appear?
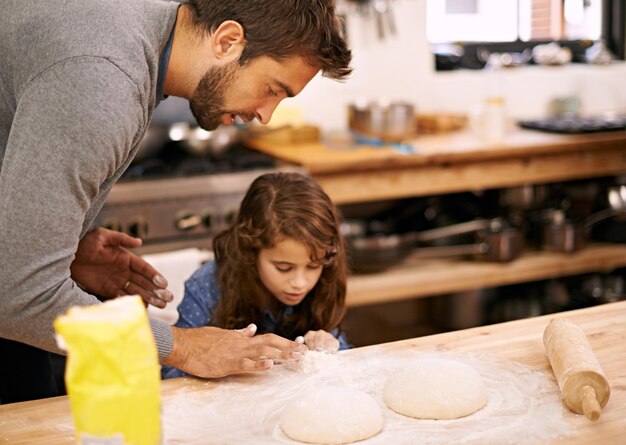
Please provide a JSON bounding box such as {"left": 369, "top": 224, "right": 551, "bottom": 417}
{"left": 189, "top": 60, "right": 240, "bottom": 131}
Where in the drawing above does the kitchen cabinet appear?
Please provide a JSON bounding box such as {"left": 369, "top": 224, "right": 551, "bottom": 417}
{"left": 249, "top": 129, "right": 626, "bottom": 306}
{"left": 1, "top": 301, "right": 625, "bottom": 443}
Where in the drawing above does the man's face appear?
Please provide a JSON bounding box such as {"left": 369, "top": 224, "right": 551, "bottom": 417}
{"left": 189, "top": 55, "right": 319, "bottom": 131}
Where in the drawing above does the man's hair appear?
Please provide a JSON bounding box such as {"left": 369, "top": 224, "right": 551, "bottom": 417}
{"left": 186, "top": 0, "right": 352, "bottom": 80}
{"left": 212, "top": 172, "right": 348, "bottom": 338}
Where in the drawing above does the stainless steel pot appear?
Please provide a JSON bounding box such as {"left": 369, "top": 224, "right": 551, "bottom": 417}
{"left": 542, "top": 208, "right": 626, "bottom": 253}
{"left": 168, "top": 122, "right": 245, "bottom": 157}
{"left": 343, "top": 217, "right": 524, "bottom": 273}
{"left": 133, "top": 122, "right": 246, "bottom": 162}
{"left": 348, "top": 100, "right": 416, "bottom": 142}
{"left": 499, "top": 184, "right": 550, "bottom": 210}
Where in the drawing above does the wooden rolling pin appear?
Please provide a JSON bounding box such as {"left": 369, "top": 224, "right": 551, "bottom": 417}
{"left": 543, "top": 318, "right": 610, "bottom": 421}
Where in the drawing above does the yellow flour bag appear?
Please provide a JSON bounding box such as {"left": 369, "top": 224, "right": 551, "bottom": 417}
{"left": 54, "top": 296, "right": 161, "bottom": 445}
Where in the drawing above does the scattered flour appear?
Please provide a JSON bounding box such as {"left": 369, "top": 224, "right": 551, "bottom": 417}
{"left": 159, "top": 349, "right": 573, "bottom": 444}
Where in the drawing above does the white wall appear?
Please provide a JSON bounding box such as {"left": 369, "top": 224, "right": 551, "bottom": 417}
{"left": 288, "top": 0, "right": 626, "bottom": 131}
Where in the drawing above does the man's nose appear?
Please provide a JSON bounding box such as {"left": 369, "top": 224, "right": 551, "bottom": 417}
{"left": 256, "top": 100, "right": 282, "bottom": 125}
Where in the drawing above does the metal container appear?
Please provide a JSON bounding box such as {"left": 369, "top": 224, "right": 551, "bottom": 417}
{"left": 542, "top": 208, "right": 626, "bottom": 253}
{"left": 168, "top": 122, "right": 244, "bottom": 157}
{"left": 342, "top": 217, "right": 524, "bottom": 274}
{"left": 348, "top": 100, "right": 416, "bottom": 142}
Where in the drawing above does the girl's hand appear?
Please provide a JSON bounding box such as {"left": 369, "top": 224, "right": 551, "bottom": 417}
{"left": 303, "top": 330, "right": 340, "bottom": 352}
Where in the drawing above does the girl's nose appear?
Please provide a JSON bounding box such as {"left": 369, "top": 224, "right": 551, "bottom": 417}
{"left": 289, "top": 271, "right": 308, "bottom": 290}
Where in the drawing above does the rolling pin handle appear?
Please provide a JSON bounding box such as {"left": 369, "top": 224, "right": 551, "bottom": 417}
{"left": 580, "top": 385, "right": 601, "bottom": 421}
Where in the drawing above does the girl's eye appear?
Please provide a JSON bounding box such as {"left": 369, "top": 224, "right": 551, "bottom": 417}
{"left": 267, "top": 86, "right": 278, "bottom": 97}
{"left": 307, "top": 264, "right": 323, "bottom": 270}
{"left": 276, "top": 265, "right": 292, "bottom": 273}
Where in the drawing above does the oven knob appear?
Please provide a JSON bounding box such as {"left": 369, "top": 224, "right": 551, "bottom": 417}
{"left": 101, "top": 218, "right": 122, "bottom": 232}
{"left": 202, "top": 213, "right": 214, "bottom": 228}
{"left": 225, "top": 210, "right": 237, "bottom": 226}
{"left": 176, "top": 213, "right": 202, "bottom": 231}
{"left": 128, "top": 217, "right": 149, "bottom": 239}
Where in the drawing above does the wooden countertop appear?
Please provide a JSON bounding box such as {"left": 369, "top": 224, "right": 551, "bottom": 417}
{"left": 250, "top": 129, "right": 626, "bottom": 174}
{"left": 250, "top": 129, "right": 626, "bottom": 204}
{"left": 1, "top": 301, "right": 625, "bottom": 444}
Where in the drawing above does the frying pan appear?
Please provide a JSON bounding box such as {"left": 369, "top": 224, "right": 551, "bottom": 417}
{"left": 343, "top": 218, "right": 524, "bottom": 274}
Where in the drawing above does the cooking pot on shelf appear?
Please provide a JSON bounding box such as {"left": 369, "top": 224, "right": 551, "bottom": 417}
{"left": 342, "top": 217, "right": 525, "bottom": 274}
{"left": 499, "top": 184, "right": 550, "bottom": 211}
{"left": 542, "top": 208, "right": 626, "bottom": 253}
{"left": 590, "top": 183, "right": 626, "bottom": 243}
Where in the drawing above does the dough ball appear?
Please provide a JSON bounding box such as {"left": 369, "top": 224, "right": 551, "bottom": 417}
{"left": 383, "top": 357, "right": 487, "bottom": 420}
{"left": 279, "top": 387, "right": 383, "bottom": 444}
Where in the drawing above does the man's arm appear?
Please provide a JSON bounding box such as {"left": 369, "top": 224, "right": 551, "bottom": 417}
{"left": 0, "top": 57, "right": 308, "bottom": 374}
{"left": 0, "top": 58, "right": 146, "bottom": 353}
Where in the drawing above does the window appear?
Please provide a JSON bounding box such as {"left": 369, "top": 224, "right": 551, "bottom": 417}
{"left": 427, "top": 0, "right": 622, "bottom": 70}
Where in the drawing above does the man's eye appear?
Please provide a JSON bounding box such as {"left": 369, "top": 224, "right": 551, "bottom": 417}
{"left": 268, "top": 87, "right": 278, "bottom": 97}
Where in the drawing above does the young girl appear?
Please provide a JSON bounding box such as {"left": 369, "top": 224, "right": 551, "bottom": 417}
{"left": 162, "top": 172, "right": 349, "bottom": 379}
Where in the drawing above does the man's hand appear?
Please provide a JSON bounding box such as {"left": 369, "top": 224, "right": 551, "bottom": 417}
{"left": 302, "top": 330, "right": 340, "bottom": 352}
{"left": 163, "top": 324, "right": 309, "bottom": 378}
{"left": 70, "top": 227, "right": 173, "bottom": 307}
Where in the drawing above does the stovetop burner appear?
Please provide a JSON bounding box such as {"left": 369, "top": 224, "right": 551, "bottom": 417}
{"left": 120, "top": 142, "right": 277, "bottom": 182}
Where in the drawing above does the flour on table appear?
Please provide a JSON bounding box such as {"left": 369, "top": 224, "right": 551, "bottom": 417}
{"left": 279, "top": 386, "right": 383, "bottom": 444}
{"left": 384, "top": 357, "right": 488, "bottom": 420}
{"left": 158, "top": 350, "right": 572, "bottom": 445}
{"left": 284, "top": 350, "right": 341, "bottom": 374}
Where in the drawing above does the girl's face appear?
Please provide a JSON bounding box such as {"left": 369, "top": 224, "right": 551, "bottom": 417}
{"left": 257, "top": 237, "right": 324, "bottom": 306}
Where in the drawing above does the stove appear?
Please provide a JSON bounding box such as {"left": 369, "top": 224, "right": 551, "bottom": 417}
{"left": 96, "top": 141, "right": 302, "bottom": 254}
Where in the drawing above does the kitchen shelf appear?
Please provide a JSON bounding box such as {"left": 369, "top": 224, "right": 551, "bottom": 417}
{"left": 346, "top": 243, "right": 626, "bottom": 307}
{"left": 249, "top": 131, "right": 626, "bottom": 307}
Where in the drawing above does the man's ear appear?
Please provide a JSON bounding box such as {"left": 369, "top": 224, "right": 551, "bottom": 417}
{"left": 210, "top": 20, "right": 245, "bottom": 61}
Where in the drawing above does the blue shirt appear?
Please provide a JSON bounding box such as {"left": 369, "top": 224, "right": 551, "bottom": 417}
{"left": 155, "top": 18, "right": 175, "bottom": 106}
{"left": 161, "top": 260, "right": 350, "bottom": 379}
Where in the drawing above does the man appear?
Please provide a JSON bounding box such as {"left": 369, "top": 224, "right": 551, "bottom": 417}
{"left": 0, "top": 0, "right": 351, "bottom": 403}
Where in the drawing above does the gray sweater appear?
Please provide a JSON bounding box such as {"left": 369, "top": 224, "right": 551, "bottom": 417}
{"left": 0, "top": 0, "right": 179, "bottom": 360}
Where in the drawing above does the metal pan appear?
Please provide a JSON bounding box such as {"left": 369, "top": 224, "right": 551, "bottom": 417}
{"left": 343, "top": 218, "right": 524, "bottom": 273}
{"left": 542, "top": 208, "right": 626, "bottom": 253}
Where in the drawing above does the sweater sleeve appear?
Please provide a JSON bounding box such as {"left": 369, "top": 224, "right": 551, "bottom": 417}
{"left": 0, "top": 57, "right": 167, "bottom": 355}
{"left": 161, "top": 260, "right": 220, "bottom": 379}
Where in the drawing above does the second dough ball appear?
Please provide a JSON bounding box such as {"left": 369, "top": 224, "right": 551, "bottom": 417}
{"left": 279, "top": 386, "right": 383, "bottom": 444}
{"left": 383, "top": 357, "right": 488, "bottom": 420}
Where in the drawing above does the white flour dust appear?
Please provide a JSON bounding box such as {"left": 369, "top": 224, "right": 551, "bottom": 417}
{"left": 160, "top": 349, "right": 573, "bottom": 444}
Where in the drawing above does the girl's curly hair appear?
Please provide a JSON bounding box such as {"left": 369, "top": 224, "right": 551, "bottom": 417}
{"left": 211, "top": 172, "right": 347, "bottom": 339}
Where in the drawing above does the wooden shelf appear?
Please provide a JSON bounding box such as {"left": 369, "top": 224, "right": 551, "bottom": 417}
{"left": 249, "top": 131, "right": 626, "bottom": 303}
{"left": 346, "top": 243, "right": 626, "bottom": 307}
